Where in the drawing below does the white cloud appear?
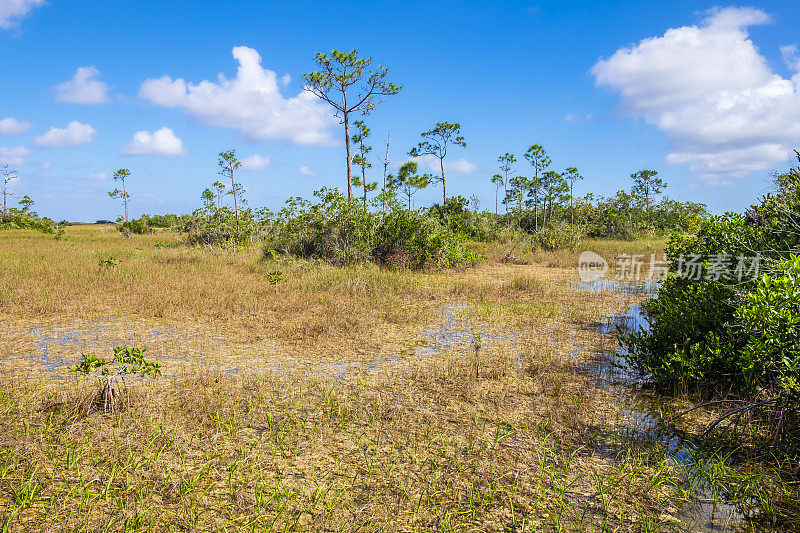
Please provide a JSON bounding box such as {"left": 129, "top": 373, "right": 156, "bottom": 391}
{"left": 139, "top": 46, "right": 336, "bottom": 145}
{"left": 55, "top": 66, "right": 111, "bottom": 104}
{"left": 40, "top": 161, "right": 52, "bottom": 171}
{"left": 241, "top": 154, "right": 270, "bottom": 170}
{"left": 412, "top": 154, "right": 478, "bottom": 174}
{"left": 34, "top": 121, "right": 96, "bottom": 148}
{"left": 0, "top": 146, "right": 31, "bottom": 165}
{"left": 87, "top": 171, "right": 106, "bottom": 181}
{"left": 591, "top": 7, "right": 800, "bottom": 183}
{"left": 0, "top": 117, "right": 31, "bottom": 135}
{"left": 121, "top": 127, "right": 187, "bottom": 157}
{"left": 781, "top": 44, "right": 800, "bottom": 71}
{"left": 446, "top": 157, "right": 478, "bottom": 174}
{"left": 0, "top": 0, "right": 45, "bottom": 30}
{"left": 298, "top": 165, "right": 316, "bottom": 176}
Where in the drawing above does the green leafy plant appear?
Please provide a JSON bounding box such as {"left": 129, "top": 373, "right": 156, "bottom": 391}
{"left": 116, "top": 216, "right": 151, "bottom": 236}
{"left": 267, "top": 270, "right": 284, "bottom": 285}
{"left": 71, "top": 346, "right": 161, "bottom": 414}
{"left": 98, "top": 256, "right": 118, "bottom": 270}
{"left": 738, "top": 255, "right": 800, "bottom": 407}
{"left": 624, "top": 152, "right": 800, "bottom": 446}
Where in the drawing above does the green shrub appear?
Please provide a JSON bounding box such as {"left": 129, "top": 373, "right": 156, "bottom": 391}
{"left": 373, "top": 209, "right": 480, "bottom": 269}
{"left": 270, "top": 188, "right": 376, "bottom": 263}
{"left": 182, "top": 206, "right": 272, "bottom": 248}
{"left": 0, "top": 208, "right": 56, "bottom": 234}
{"left": 116, "top": 218, "right": 150, "bottom": 236}
{"left": 624, "top": 152, "right": 800, "bottom": 443}
{"left": 267, "top": 188, "right": 481, "bottom": 270}
{"left": 71, "top": 346, "right": 161, "bottom": 414}
{"left": 529, "top": 222, "right": 585, "bottom": 251}
{"left": 738, "top": 255, "right": 800, "bottom": 405}
{"left": 426, "top": 196, "right": 492, "bottom": 241}
{"left": 623, "top": 276, "right": 742, "bottom": 390}
{"left": 143, "top": 213, "right": 180, "bottom": 228}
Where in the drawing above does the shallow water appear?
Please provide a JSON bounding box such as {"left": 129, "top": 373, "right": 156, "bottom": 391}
{"left": 576, "top": 278, "right": 758, "bottom": 531}
{"left": 5, "top": 304, "right": 511, "bottom": 382}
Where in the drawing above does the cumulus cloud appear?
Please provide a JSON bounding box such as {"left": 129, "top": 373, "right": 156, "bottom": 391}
{"left": 87, "top": 171, "right": 106, "bottom": 181}
{"left": 0, "top": 146, "right": 31, "bottom": 165}
{"left": 139, "top": 46, "right": 336, "bottom": 145}
{"left": 298, "top": 165, "right": 316, "bottom": 176}
{"left": 412, "top": 154, "right": 478, "bottom": 174}
{"left": 240, "top": 154, "right": 270, "bottom": 170}
{"left": 34, "top": 121, "right": 96, "bottom": 148}
{"left": 121, "top": 127, "right": 186, "bottom": 157}
{"left": 55, "top": 67, "right": 111, "bottom": 104}
{"left": 782, "top": 44, "right": 800, "bottom": 71}
{"left": 0, "top": 117, "right": 31, "bottom": 135}
{"left": 0, "top": 0, "right": 45, "bottom": 29}
{"left": 591, "top": 7, "right": 800, "bottom": 182}
{"left": 446, "top": 157, "right": 478, "bottom": 174}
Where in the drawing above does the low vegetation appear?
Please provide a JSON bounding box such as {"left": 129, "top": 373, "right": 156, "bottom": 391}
{"left": 625, "top": 153, "right": 800, "bottom": 479}
{"left": 0, "top": 223, "right": 798, "bottom": 531}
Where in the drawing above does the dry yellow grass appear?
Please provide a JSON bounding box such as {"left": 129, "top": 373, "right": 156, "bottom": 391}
{"left": 1, "top": 226, "right": 768, "bottom": 531}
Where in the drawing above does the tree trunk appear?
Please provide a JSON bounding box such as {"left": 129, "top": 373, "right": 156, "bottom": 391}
{"left": 362, "top": 165, "right": 367, "bottom": 206}
{"left": 122, "top": 177, "right": 128, "bottom": 222}
{"left": 570, "top": 181, "right": 574, "bottom": 226}
{"left": 344, "top": 113, "right": 353, "bottom": 200}
{"left": 440, "top": 157, "right": 446, "bottom": 204}
{"left": 382, "top": 134, "right": 390, "bottom": 213}
{"left": 230, "top": 173, "right": 239, "bottom": 236}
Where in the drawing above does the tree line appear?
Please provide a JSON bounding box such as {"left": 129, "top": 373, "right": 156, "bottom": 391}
{"left": 3, "top": 48, "right": 707, "bottom": 243}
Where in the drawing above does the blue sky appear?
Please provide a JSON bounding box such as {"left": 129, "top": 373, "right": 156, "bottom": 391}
{"left": 1, "top": 0, "right": 798, "bottom": 221}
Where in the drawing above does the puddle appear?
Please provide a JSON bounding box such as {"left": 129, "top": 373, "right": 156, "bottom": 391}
{"left": 414, "top": 304, "right": 510, "bottom": 358}
{"left": 0, "top": 318, "right": 247, "bottom": 378}
{"left": 319, "top": 304, "right": 516, "bottom": 380}
{"left": 578, "top": 278, "right": 758, "bottom": 532}
{"left": 4, "top": 304, "right": 514, "bottom": 382}
{"left": 575, "top": 278, "right": 661, "bottom": 294}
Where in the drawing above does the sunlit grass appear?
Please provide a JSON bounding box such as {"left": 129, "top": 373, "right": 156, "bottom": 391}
{"left": 0, "top": 226, "right": 795, "bottom": 531}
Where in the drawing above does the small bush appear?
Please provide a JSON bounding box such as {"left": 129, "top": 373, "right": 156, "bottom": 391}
{"left": 116, "top": 217, "right": 151, "bottom": 236}
{"left": 1, "top": 208, "right": 56, "bottom": 234}
{"left": 373, "top": 209, "right": 480, "bottom": 269}
{"left": 182, "top": 206, "right": 272, "bottom": 248}
{"left": 267, "top": 188, "right": 481, "bottom": 270}
{"left": 738, "top": 255, "right": 800, "bottom": 406}
{"left": 426, "top": 196, "right": 491, "bottom": 241}
{"left": 71, "top": 346, "right": 161, "bottom": 414}
{"left": 529, "top": 222, "right": 585, "bottom": 251}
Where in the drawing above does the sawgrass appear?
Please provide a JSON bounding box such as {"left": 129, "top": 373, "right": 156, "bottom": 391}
{"left": 0, "top": 225, "right": 795, "bottom": 531}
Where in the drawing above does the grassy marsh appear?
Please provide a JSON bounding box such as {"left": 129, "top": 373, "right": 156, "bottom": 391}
{"left": 0, "top": 226, "right": 795, "bottom": 531}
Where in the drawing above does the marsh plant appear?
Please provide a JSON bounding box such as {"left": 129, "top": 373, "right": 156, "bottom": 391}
{"left": 97, "top": 256, "right": 117, "bottom": 270}
{"left": 624, "top": 153, "right": 800, "bottom": 454}
{"left": 472, "top": 331, "right": 483, "bottom": 378}
{"left": 267, "top": 269, "right": 284, "bottom": 285}
{"left": 71, "top": 346, "right": 161, "bottom": 414}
